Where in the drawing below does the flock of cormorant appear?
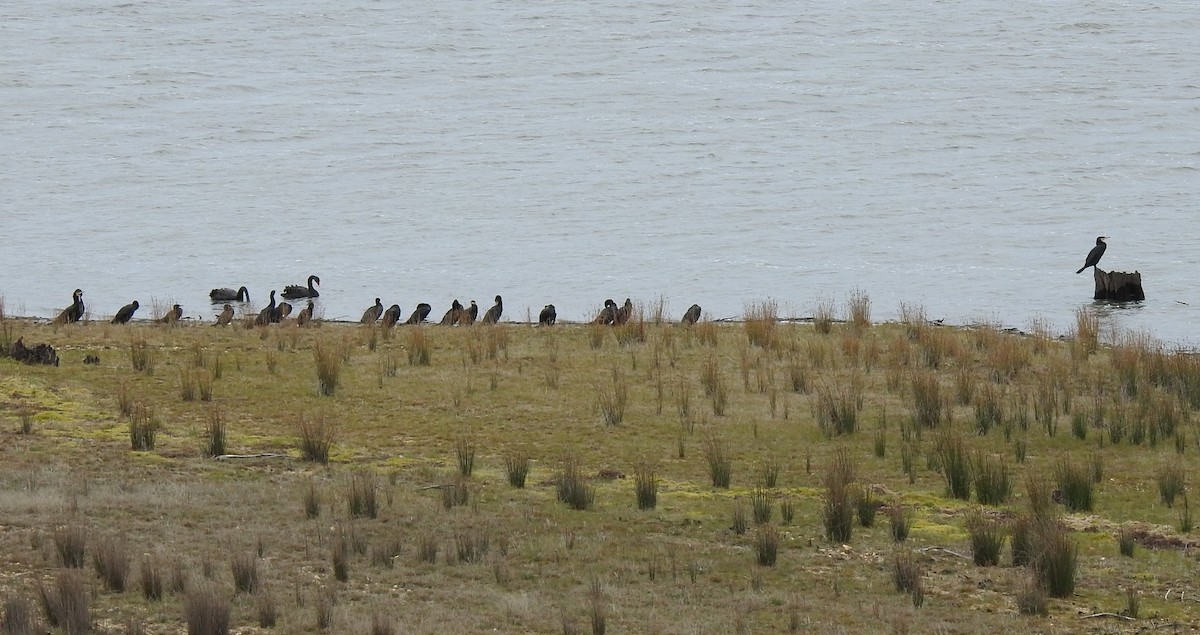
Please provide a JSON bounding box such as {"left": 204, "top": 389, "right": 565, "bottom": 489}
{"left": 41, "top": 239, "right": 1109, "bottom": 329}
{"left": 44, "top": 274, "right": 706, "bottom": 329}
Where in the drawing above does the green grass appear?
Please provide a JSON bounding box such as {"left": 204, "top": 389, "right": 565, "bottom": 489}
{"left": 0, "top": 312, "right": 1193, "bottom": 632}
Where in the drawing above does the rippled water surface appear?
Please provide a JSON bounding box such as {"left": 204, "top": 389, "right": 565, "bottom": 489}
{"left": 2, "top": 1, "right": 1197, "bottom": 342}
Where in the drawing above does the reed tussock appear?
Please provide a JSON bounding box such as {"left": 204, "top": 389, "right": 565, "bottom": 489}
{"left": 744, "top": 300, "right": 779, "bottom": 348}
{"left": 298, "top": 414, "right": 336, "bottom": 464}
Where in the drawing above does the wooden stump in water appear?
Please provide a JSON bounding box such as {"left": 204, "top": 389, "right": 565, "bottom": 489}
{"left": 1093, "top": 268, "right": 1145, "bottom": 301}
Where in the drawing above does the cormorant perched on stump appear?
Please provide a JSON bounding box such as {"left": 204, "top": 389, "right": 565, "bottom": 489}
{"left": 1076, "top": 236, "right": 1107, "bottom": 274}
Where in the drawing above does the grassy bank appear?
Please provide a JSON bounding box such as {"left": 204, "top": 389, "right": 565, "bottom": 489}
{"left": 0, "top": 299, "right": 1197, "bottom": 633}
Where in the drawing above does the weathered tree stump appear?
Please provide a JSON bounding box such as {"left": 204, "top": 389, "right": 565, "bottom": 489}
{"left": 1094, "top": 268, "right": 1145, "bottom": 301}
{"left": 9, "top": 338, "right": 60, "bottom": 366}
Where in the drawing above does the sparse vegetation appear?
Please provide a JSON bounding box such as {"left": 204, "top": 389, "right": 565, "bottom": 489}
{"left": 0, "top": 310, "right": 1189, "bottom": 633}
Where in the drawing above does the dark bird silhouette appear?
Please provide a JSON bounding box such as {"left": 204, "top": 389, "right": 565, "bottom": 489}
{"left": 281, "top": 275, "right": 320, "bottom": 299}
{"left": 215, "top": 304, "right": 234, "bottom": 326}
{"left": 277, "top": 302, "right": 293, "bottom": 320}
{"left": 594, "top": 299, "right": 617, "bottom": 325}
{"left": 440, "top": 300, "right": 463, "bottom": 325}
{"left": 614, "top": 298, "right": 633, "bottom": 325}
{"left": 481, "top": 295, "right": 503, "bottom": 325}
{"left": 538, "top": 304, "right": 556, "bottom": 326}
{"left": 1076, "top": 236, "right": 1108, "bottom": 274}
{"left": 681, "top": 304, "right": 702, "bottom": 326}
{"left": 111, "top": 300, "right": 139, "bottom": 324}
{"left": 381, "top": 304, "right": 402, "bottom": 328}
{"left": 53, "top": 289, "right": 85, "bottom": 325}
{"left": 159, "top": 304, "right": 182, "bottom": 324}
{"left": 296, "top": 300, "right": 315, "bottom": 327}
{"left": 209, "top": 286, "right": 250, "bottom": 303}
{"left": 256, "top": 290, "right": 278, "bottom": 326}
{"left": 459, "top": 300, "right": 479, "bottom": 326}
{"left": 405, "top": 303, "right": 432, "bottom": 325}
{"left": 361, "top": 298, "right": 384, "bottom": 324}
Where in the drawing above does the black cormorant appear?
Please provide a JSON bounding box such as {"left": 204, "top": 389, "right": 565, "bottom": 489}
{"left": 361, "top": 298, "right": 383, "bottom": 324}
{"left": 1076, "top": 236, "right": 1108, "bottom": 274}
{"left": 53, "top": 289, "right": 85, "bottom": 325}
{"left": 481, "top": 295, "right": 503, "bottom": 325}
{"left": 594, "top": 299, "right": 617, "bottom": 325}
{"left": 112, "top": 300, "right": 139, "bottom": 324}
{"left": 256, "top": 290, "right": 278, "bottom": 326}
{"left": 381, "top": 304, "right": 401, "bottom": 328}
{"left": 440, "top": 300, "right": 463, "bottom": 325}
{"left": 538, "top": 304, "right": 556, "bottom": 326}
{"left": 405, "top": 303, "right": 432, "bottom": 324}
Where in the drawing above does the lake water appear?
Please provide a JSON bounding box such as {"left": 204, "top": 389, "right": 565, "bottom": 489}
{"left": 1, "top": 1, "right": 1196, "bottom": 344}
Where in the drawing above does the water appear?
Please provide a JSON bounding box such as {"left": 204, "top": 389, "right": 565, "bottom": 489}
{"left": 2, "top": 1, "right": 1197, "bottom": 343}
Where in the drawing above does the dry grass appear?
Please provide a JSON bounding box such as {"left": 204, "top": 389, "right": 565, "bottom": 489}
{"left": 298, "top": 414, "right": 336, "bottom": 464}
{"left": 743, "top": 300, "right": 779, "bottom": 348}
{"left": 0, "top": 312, "right": 1190, "bottom": 634}
{"left": 183, "top": 584, "right": 229, "bottom": 635}
{"left": 38, "top": 569, "right": 89, "bottom": 634}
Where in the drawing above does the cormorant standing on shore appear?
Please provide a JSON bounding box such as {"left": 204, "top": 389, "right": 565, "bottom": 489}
{"left": 1076, "top": 236, "right": 1107, "bottom": 274}
{"left": 112, "top": 301, "right": 139, "bottom": 324}
{"left": 538, "top": 304, "right": 556, "bottom": 326}
{"left": 406, "top": 303, "right": 432, "bottom": 324}
{"left": 52, "top": 289, "right": 84, "bottom": 325}
{"left": 361, "top": 298, "right": 383, "bottom": 324}
{"left": 481, "top": 295, "right": 503, "bottom": 325}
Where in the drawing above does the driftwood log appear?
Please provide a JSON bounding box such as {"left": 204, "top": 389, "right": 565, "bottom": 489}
{"left": 9, "top": 338, "right": 60, "bottom": 366}
{"left": 1094, "top": 268, "right": 1145, "bottom": 301}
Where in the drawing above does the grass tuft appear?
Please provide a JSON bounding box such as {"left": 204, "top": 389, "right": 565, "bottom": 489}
{"left": 54, "top": 525, "right": 87, "bottom": 569}
{"left": 634, "top": 461, "right": 658, "bottom": 510}
{"left": 139, "top": 556, "right": 164, "bottom": 601}
{"left": 1055, "top": 458, "right": 1094, "bottom": 513}
{"left": 348, "top": 471, "right": 378, "bottom": 519}
{"left": 754, "top": 525, "right": 780, "bottom": 566}
{"left": 183, "top": 584, "right": 230, "bottom": 635}
{"left": 38, "top": 569, "right": 89, "bottom": 634}
{"left": 231, "top": 552, "right": 260, "bottom": 594}
{"left": 556, "top": 455, "right": 595, "bottom": 510}
{"left": 888, "top": 505, "right": 912, "bottom": 542}
{"left": 503, "top": 450, "right": 530, "bottom": 488}
{"left": 822, "top": 449, "right": 856, "bottom": 543}
{"left": 92, "top": 535, "right": 131, "bottom": 592}
{"left": 703, "top": 437, "right": 732, "bottom": 488}
{"left": 966, "top": 510, "right": 1005, "bottom": 566}
{"left": 129, "top": 402, "right": 160, "bottom": 451}
{"left": 298, "top": 415, "right": 336, "bottom": 464}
